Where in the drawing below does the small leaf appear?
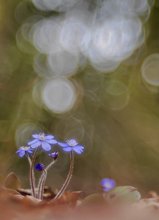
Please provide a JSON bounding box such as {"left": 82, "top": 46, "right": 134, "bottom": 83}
{"left": 105, "top": 186, "right": 141, "bottom": 203}
{"left": 80, "top": 193, "right": 105, "bottom": 206}
{"left": 4, "top": 172, "right": 21, "bottom": 190}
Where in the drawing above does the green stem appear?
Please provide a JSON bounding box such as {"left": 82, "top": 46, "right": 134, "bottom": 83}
{"left": 53, "top": 151, "right": 74, "bottom": 201}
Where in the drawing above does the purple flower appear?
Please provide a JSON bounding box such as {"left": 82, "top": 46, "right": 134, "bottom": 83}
{"left": 35, "top": 163, "right": 45, "bottom": 171}
{"left": 58, "top": 139, "right": 84, "bottom": 154}
{"left": 28, "top": 133, "right": 57, "bottom": 151}
{"left": 48, "top": 152, "right": 59, "bottom": 160}
{"left": 100, "top": 178, "right": 116, "bottom": 192}
{"left": 16, "top": 146, "right": 33, "bottom": 158}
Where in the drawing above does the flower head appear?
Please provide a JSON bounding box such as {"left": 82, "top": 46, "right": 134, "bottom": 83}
{"left": 58, "top": 139, "right": 84, "bottom": 154}
{"left": 100, "top": 178, "right": 116, "bottom": 192}
{"left": 35, "top": 163, "right": 45, "bottom": 171}
{"left": 16, "top": 146, "right": 33, "bottom": 158}
{"left": 48, "top": 152, "right": 59, "bottom": 160}
{"left": 28, "top": 133, "right": 57, "bottom": 152}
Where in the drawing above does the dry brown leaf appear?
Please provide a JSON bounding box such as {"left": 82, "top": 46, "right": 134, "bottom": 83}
{"left": 4, "top": 172, "right": 21, "bottom": 190}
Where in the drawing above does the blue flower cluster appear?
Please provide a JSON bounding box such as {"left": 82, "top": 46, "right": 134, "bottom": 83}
{"left": 16, "top": 132, "right": 84, "bottom": 158}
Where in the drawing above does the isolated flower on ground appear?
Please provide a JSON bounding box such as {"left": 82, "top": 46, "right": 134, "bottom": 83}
{"left": 35, "top": 163, "right": 45, "bottom": 171}
{"left": 100, "top": 178, "right": 116, "bottom": 192}
{"left": 58, "top": 139, "right": 84, "bottom": 154}
{"left": 48, "top": 152, "right": 59, "bottom": 160}
{"left": 28, "top": 133, "right": 57, "bottom": 151}
{"left": 16, "top": 146, "right": 33, "bottom": 158}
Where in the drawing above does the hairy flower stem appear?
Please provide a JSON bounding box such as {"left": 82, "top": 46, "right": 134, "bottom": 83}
{"left": 38, "top": 170, "right": 47, "bottom": 200}
{"left": 27, "top": 150, "right": 37, "bottom": 198}
{"left": 53, "top": 151, "right": 74, "bottom": 201}
{"left": 37, "top": 159, "right": 57, "bottom": 200}
{"left": 27, "top": 156, "right": 36, "bottom": 198}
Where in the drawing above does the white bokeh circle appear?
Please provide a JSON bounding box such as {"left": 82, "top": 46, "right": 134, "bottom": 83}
{"left": 141, "top": 53, "right": 159, "bottom": 86}
{"left": 42, "top": 78, "right": 77, "bottom": 113}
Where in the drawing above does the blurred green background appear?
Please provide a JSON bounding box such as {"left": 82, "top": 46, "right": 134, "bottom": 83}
{"left": 1, "top": 0, "right": 159, "bottom": 195}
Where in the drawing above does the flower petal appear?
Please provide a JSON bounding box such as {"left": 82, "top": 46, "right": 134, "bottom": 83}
{"left": 46, "top": 139, "right": 57, "bottom": 144}
{"left": 62, "top": 147, "right": 72, "bottom": 152}
{"left": 30, "top": 140, "right": 41, "bottom": 149}
{"left": 32, "top": 134, "right": 40, "bottom": 139}
{"left": 28, "top": 139, "right": 38, "bottom": 145}
{"left": 58, "top": 142, "right": 68, "bottom": 148}
{"left": 45, "top": 135, "right": 54, "bottom": 140}
{"left": 73, "top": 145, "right": 84, "bottom": 154}
{"left": 28, "top": 149, "right": 33, "bottom": 154}
{"left": 16, "top": 149, "right": 25, "bottom": 158}
{"left": 41, "top": 142, "right": 51, "bottom": 151}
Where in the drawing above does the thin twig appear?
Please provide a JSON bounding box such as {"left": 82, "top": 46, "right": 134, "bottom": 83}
{"left": 53, "top": 151, "right": 74, "bottom": 201}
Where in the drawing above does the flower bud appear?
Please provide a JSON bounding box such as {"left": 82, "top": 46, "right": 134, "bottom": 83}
{"left": 35, "top": 163, "right": 45, "bottom": 171}
{"left": 48, "top": 152, "right": 59, "bottom": 160}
